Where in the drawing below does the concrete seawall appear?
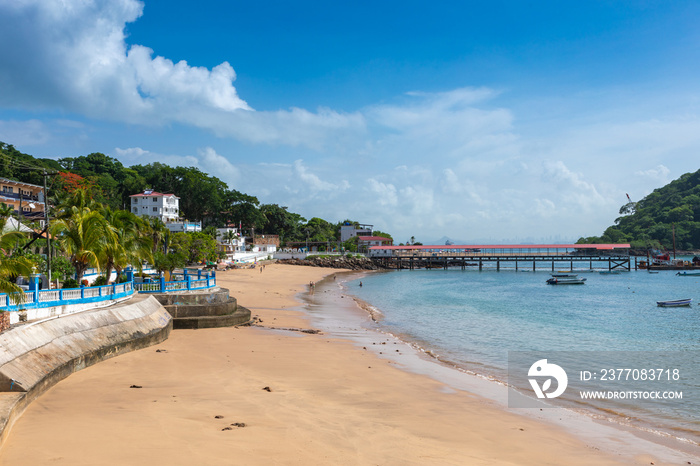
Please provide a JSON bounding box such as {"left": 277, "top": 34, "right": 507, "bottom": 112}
{"left": 0, "top": 295, "right": 172, "bottom": 448}
{"left": 151, "top": 287, "right": 251, "bottom": 329}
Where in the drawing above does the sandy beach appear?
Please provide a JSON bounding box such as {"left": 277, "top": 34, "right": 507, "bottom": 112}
{"left": 0, "top": 264, "right": 686, "bottom": 465}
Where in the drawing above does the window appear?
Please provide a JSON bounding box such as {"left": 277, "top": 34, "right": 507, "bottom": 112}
{"left": 133, "top": 198, "right": 137, "bottom": 203}
{"left": 153, "top": 207, "right": 157, "bottom": 212}
{"left": 132, "top": 208, "right": 137, "bottom": 213}
{"left": 153, "top": 197, "right": 157, "bottom": 202}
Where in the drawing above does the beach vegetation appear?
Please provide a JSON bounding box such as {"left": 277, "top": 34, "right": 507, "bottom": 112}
{"left": 61, "top": 278, "right": 80, "bottom": 289}
{"left": 0, "top": 226, "right": 34, "bottom": 304}
{"left": 50, "top": 206, "right": 113, "bottom": 282}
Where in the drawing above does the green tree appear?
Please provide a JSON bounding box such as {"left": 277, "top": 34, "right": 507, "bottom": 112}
{"left": 50, "top": 207, "right": 114, "bottom": 282}
{"left": 170, "top": 232, "right": 218, "bottom": 264}
{"left": 99, "top": 208, "right": 153, "bottom": 282}
{"left": 0, "top": 214, "right": 34, "bottom": 303}
{"left": 153, "top": 250, "right": 187, "bottom": 276}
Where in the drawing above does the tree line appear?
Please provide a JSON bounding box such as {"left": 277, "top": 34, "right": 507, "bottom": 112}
{"left": 0, "top": 142, "right": 394, "bottom": 249}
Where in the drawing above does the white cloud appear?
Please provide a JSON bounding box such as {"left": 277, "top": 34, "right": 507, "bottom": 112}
{"left": 292, "top": 159, "right": 344, "bottom": 192}
{"left": 197, "top": 147, "right": 240, "bottom": 185}
{"left": 635, "top": 164, "right": 671, "bottom": 181}
{"left": 0, "top": 0, "right": 362, "bottom": 150}
{"left": 366, "top": 179, "right": 398, "bottom": 206}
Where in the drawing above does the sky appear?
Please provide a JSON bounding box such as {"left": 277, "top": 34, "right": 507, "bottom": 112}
{"left": 1, "top": 0, "right": 700, "bottom": 244}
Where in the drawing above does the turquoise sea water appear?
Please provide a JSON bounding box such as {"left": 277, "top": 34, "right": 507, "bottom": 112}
{"left": 345, "top": 265, "right": 700, "bottom": 441}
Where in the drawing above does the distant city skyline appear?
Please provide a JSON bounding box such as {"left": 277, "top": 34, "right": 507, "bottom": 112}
{"left": 1, "top": 1, "right": 700, "bottom": 241}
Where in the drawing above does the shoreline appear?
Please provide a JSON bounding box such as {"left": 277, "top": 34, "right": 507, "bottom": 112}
{"left": 309, "top": 269, "right": 700, "bottom": 462}
{"left": 0, "top": 264, "right": 695, "bottom": 465}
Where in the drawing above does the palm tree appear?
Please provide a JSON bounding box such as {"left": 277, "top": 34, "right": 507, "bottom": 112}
{"left": 142, "top": 216, "right": 169, "bottom": 255}
{"left": 50, "top": 206, "right": 114, "bottom": 283}
{"left": 99, "top": 208, "right": 153, "bottom": 282}
{"left": 53, "top": 188, "right": 100, "bottom": 220}
{"left": 0, "top": 204, "right": 34, "bottom": 303}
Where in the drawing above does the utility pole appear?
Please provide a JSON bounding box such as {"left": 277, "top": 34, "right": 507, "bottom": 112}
{"left": 43, "top": 170, "right": 51, "bottom": 284}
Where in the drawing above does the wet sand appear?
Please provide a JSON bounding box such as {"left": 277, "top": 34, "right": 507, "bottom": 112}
{"left": 0, "top": 263, "right": 684, "bottom": 465}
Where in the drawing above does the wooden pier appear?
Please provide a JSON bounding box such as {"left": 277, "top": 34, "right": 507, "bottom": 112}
{"left": 369, "top": 244, "right": 632, "bottom": 271}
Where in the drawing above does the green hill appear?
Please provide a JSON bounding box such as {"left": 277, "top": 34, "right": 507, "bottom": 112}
{"left": 577, "top": 169, "right": 700, "bottom": 251}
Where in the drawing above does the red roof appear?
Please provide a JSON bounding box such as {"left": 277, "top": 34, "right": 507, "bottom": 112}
{"left": 369, "top": 243, "right": 630, "bottom": 250}
{"left": 129, "top": 191, "right": 178, "bottom": 198}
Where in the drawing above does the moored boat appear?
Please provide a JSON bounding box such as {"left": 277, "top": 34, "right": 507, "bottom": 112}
{"left": 546, "top": 276, "right": 586, "bottom": 285}
{"left": 676, "top": 271, "right": 700, "bottom": 276}
{"left": 656, "top": 298, "right": 692, "bottom": 307}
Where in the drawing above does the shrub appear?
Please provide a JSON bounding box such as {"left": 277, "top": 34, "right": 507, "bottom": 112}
{"left": 92, "top": 275, "right": 109, "bottom": 286}
{"left": 62, "top": 278, "right": 80, "bottom": 289}
{"left": 116, "top": 273, "right": 128, "bottom": 284}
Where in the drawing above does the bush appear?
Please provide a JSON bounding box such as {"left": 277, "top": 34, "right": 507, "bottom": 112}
{"left": 92, "top": 275, "right": 109, "bottom": 286}
{"left": 62, "top": 278, "right": 80, "bottom": 289}
{"left": 116, "top": 273, "right": 128, "bottom": 284}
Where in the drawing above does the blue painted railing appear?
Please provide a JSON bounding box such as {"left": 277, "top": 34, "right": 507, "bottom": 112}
{"left": 135, "top": 269, "right": 216, "bottom": 293}
{"left": 0, "top": 280, "right": 134, "bottom": 312}
{"left": 0, "top": 269, "right": 217, "bottom": 312}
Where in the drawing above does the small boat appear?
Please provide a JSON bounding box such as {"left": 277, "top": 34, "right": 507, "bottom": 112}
{"left": 551, "top": 273, "right": 578, "bottom": 278}
{"left": 676, "top": 271, "right": 700, "bottom": 277}
{"left": 656, "top": 299, "right": 692, "bottom": 307}
{"left": 599, "top": 271, "right": 621, "bottom": 275}
{"left": 546, "top": 277, "right": 587, "bottom": 285}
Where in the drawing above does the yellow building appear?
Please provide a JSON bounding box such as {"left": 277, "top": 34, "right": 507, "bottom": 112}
{"left": 0, "top": 177, "right": 46, "bottom": 221}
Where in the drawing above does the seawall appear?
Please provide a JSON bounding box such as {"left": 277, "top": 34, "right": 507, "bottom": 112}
{"left": 0, "top": 294, "right": 172, "bottom": 448}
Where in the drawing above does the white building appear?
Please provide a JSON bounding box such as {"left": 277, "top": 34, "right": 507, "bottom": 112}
{"left": 130, "top": 190, "right": 202, "bottom": 233}
{"left": 216, "top": 227, "right": 246, "bottom": 259}
{"left": 339, "top": 222, "right": 373, "bottom": 242}
{"left": 130, "top": 190, "right": 179, "bottom": 223}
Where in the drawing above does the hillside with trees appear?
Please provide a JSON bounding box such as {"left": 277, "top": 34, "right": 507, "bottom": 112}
{"left": 0, "top": 142, "right": 391, "bottom": 250}
{"left": 577, "top": 169, "right": 700, "bottom": 251}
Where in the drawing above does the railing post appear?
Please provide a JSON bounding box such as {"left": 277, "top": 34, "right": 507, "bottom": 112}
{"left": 29, "top": 273, "right": 40, "bottom": 303}
{"left": 59, "top": 289, "right": 63, "bottom": 301}
{"left": 198, "top": 269, "right": 202, "bottom": 279}
{"left": 80, "top": 284, "right": 85, "bottom": 299}
{"left": 160, "top": 275, "right": 166, "bottom": 292}
{"left": 113, "top": 283, "right": 117, "bottom": 296}
{"left": 187, "top": 275, "right": 192, "bottom": 291}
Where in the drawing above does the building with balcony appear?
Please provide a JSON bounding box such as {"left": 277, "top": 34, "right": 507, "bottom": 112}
{"left": 339, "top": 222, "right": 373, "bottom": 242}
{"left": 216, "top": 226, "right": 246, "bottom": 259}
{"left": 129, "top": 190, "right": 201, "bottom": 233}
{"left": 0, "top": 177, "right": 46, "bottom": 222}
{"left": 130, "top": 190, "right": 179, "bottom": 222}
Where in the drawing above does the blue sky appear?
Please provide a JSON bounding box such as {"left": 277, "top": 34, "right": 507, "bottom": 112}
{"left": 1, "top": 1, "right": 700, "bottom": 243}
